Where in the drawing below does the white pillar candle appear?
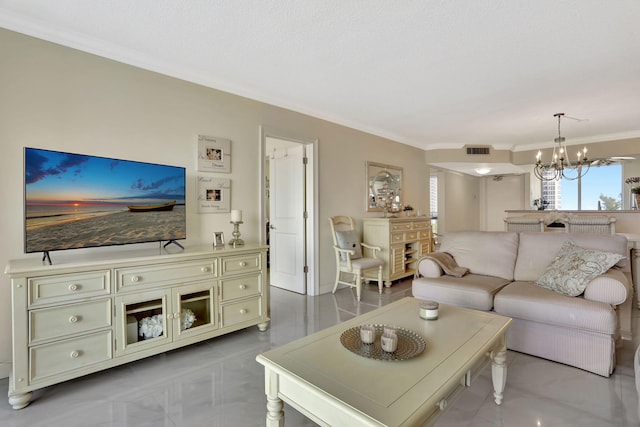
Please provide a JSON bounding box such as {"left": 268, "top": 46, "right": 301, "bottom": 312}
{"left": 231, "top": 209, "right": 242, "bottom": 222}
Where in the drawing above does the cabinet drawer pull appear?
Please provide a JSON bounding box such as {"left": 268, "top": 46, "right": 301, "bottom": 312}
{"left": 201, "top": 266, "right": 209, "bottom": 273}
{"left": 68, "top": 284, "right": 78, "bottom": 291}
{"left": 68, "top": 315, "right": 78, "bottom": 323}
{"left": 239, "top": 261, "right": 248, "bottom": 267}
{"left": 70, "top": 351, "right": 80, "bottom": 359}
{"left": 239, "top": 308, "right": 247, "bottom": 315}
{"left": 130, "top": 276, "right": 140, "bottom": 283}
{"left": 239, "top": 284, "right": 248, "bottom": 290}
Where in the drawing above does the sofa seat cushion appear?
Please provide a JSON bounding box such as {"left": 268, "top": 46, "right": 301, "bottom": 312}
{"left": 439, "top": 231, "right": 519, "bottom": 281}
{"left": 412, "top": 274, "right": 511, "bottom": 311}
{"left": 494, "top": 282, "right": 617, "bottom": 335}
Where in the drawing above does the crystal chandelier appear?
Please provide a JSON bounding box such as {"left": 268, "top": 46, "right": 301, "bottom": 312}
{"left": 533, "top": 113, "right": 590, "bottom": 181}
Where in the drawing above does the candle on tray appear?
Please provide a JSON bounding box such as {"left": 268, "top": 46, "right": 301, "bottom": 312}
{"left": 231, "top": 209, "right": 242, "bottom": 223}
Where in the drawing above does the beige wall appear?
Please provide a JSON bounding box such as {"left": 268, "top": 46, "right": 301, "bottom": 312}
{"left": 0, "top": 29, "right": 428, "bottom": 378}
{"left": 438, "top": 170, "right": 480, "bottom": 232}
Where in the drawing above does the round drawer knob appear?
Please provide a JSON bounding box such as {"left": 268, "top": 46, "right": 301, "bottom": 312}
{"left": 239, "top": 309, "right": 247, "bottom": 315}
{"left": 166, "top": 313, "right": 173, "bottom": 319}
{"left": 68, "top": 316, "right": 78, "bottom": 323}
{"left": 68, "top": 284, "right": 78, "bottom": 291}
{"left": 131, "top": 276, "right": 140, "bottom": 283}
{"left": 239, "top": 261, "right": 247, "bottom": 267}
{"left": 201, "top": 266, "right": 209, "bottom": 273}
{"left": 70, "top": 351, "right": 79, "bottom": 359}
{"left": 239, "top": 284, "right": 248, "bottom": 290}
{"left": 437, "top": 399, "right": 447, "bottom": 411}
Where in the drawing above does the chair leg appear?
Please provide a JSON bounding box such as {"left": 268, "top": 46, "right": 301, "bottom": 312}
{"left": 332, "top": 269, "right": 341, "bottom": 294}
{"left": 355, "top": 272, "right": 362, "bottom": 301}
{"left": 377, "top": 266, "right": 383, "bottom": 294}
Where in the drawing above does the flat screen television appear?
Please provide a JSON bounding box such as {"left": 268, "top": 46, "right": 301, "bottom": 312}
{"left": 24, "top": 147, "right": 186, "bottom": 259}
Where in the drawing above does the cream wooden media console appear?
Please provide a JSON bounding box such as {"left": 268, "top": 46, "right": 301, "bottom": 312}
{"left": 363, "top": 217, "right": 432, "bottom": 287}
{"left": 4, "top": 244, "right": 269, "bottom": 410}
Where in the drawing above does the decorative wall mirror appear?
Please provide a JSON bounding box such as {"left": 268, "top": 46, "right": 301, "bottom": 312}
{"left": 366, "top": 161, "right": 403, "bottom": 215}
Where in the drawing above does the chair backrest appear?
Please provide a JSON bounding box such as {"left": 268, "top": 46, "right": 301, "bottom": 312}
{"left": 565, "top": 216, "right": 616, "bottom": 234}
{"left": 504, "top": 217, "right": 545, "bottom": 232}
{"left": 329, "top": 216, "right": 356, "bottom": 246}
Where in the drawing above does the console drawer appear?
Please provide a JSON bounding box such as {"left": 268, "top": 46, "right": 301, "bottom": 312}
{"left": 220, "top": 253, "right": 261, "bottom": 276}
{"left": 220, "top": 297, "right": 261, "bottom": 327}
{"left": 116, "top": 260, "right": 215, "bottom": 291}
{"left": 391, "top": 223, "right": 412, "bottom": 232}
{"left": 220, "top": 274, "right": 261, "bottom": 301}
{"left": 29, "top": 271, "right": 110, "bottom": 307}
{"left": 391, "top": 232, "right": 405, "bottom": 243}
{"left": 30, "top": 299, "right": 112, "bottom": 344}
{"left": 413, "top": 221, "right": 430, "bottom": 230}
{"left": 30, "top": 330, "right": 112, "bottom": 383}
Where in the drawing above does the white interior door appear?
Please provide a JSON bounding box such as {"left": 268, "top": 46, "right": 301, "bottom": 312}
{"left": 269, "top": 145, "right": 306, "bottom": 293}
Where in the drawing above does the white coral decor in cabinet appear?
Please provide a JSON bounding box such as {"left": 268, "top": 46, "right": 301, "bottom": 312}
{"left": 5, "top": 244, "right": 269, "bottom": 410}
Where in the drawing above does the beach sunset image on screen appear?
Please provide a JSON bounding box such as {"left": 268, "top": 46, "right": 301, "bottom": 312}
{"left": 24, "top": 147, "right": 186, "bottom": 253}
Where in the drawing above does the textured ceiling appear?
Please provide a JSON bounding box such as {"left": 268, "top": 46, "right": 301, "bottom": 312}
{"left": 2, "top": 0, "right": 640, "bottom": 153}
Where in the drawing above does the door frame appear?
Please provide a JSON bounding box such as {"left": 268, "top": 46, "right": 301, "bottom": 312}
{"left": 259, "top": 126, "right": 319, "bottom": 296}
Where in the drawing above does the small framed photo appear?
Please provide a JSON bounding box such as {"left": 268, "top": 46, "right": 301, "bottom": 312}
{"left": 198, "top": 135, "right": 231, "bottom": 173}
{"left": 213, "top": 232, "right": 225, "bottom": 247}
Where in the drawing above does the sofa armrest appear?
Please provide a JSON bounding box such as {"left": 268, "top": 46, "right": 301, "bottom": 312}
{"left": 416, "top": 257, "right": 444, "bottom": 278}
{"left": 583, "top": 268, "right": 629, "bottom": 306}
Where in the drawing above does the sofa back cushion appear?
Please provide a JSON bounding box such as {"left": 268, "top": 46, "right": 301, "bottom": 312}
{"left": 514, "top": 232, "right": 628, "bottom": 282}
{"left": 439, "top": 231, "right": 519, "bottom": 280}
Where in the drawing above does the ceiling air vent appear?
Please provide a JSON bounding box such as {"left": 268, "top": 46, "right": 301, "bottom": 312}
{"left": 466, "top": 146, "right": 490, "bottom": 155}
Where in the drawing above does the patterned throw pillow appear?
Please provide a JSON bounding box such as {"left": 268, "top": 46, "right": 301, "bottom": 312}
{"left": 535, "top": 240, "right": 625, "bottom": 297}
{"left": 335, "top": 230, "right": 363, "bottom": 261}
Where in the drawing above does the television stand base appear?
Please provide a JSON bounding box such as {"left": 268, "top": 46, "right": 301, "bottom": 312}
{"left": 163, "top": 240, "right": 184, "bottom": 250}
{"left": 42, "top": 251, "right": 52, "bottom": 265}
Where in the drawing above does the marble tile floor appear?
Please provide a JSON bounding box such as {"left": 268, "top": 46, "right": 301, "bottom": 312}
{"left": 0, "top": 278, "right": 638, "bottom": 427}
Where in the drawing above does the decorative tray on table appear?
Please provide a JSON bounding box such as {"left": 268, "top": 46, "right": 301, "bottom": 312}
{"left": 339, "top": 324, "right": 426, "bottom": 361}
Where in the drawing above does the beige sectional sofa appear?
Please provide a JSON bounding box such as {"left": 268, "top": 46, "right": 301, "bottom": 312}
{"left": 412, "top": 231, "right": 632, "bottom": 377}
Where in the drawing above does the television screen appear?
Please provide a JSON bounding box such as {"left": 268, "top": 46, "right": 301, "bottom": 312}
{"left": 24, "top": 147, "right": 186, "bottom": 254}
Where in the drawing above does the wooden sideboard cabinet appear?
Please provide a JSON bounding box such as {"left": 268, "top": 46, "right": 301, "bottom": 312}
{"left": 362, "top": 217, "right": 432, "bottom": 287}
{"left": 4, "top": 244, "right": 269, "bottom": 409}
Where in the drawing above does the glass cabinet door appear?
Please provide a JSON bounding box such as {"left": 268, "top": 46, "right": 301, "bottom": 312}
{"left": 172, "top": 280, "right": 217, "bottom": 341}
{"left": 115, "top": 289, "right": 171, "bottom": 356}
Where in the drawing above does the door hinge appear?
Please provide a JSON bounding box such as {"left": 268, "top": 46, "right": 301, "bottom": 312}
{"left": 304, "top": 265, "right": 309, "bottom": 274}
{"left": 303, "top": 156, "right": 308, "bottom": 165}
{"left": 303, "top": 211, "right": 308, "bottom": 219}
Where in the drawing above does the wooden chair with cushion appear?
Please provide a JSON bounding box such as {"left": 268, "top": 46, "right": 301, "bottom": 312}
{"left": 329, "top": 216, "right": 383, "bottom": 300}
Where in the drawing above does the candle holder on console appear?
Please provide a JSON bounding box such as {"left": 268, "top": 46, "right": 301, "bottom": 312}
{"left": 229, "top": 221, "right": 244, "bottom": 247}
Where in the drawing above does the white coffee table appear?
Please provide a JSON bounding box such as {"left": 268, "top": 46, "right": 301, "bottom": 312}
{"left": 256, "top": 297, "right": 511, "bottom": 426}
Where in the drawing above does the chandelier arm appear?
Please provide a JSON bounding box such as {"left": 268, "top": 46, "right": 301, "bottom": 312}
{"left": 535, "top": 113, "right": 589, "bottom": 182}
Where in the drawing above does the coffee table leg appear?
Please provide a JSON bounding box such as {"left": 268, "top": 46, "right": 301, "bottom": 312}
{"left": 267, "top": 395, "right": 284, "bottom": 427}
{"left": 265, "top": 368, "right": 284, "bottom": 427}
{"left": 490, "top": 335, "right": 507, "bottom": 405}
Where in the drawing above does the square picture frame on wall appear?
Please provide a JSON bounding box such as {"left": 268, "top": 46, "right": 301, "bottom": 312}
{"left": 197, "top": 134, "right": 231, "bottom": 173}
{"left": 197, "top": 176, "right": 230, "bottom": 213}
